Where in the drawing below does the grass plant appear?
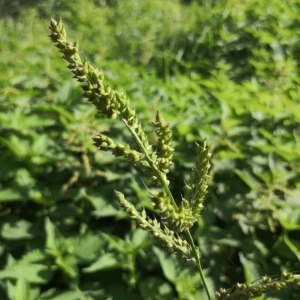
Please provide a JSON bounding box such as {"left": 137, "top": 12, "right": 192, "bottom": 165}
{"left": 48, "top": 18, "right": 300, "bottom": 300}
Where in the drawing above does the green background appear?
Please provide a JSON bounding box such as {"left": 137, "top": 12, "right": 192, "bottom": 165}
{"left": 0, "top": 0, "right": 300, "bottom": 299}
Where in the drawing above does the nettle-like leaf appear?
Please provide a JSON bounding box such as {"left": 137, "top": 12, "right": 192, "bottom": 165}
{"left": 1, "top": 218, "right": 34, "bottom": 240}
{"left": 44, "top": 218, "right": 78, "bottom": 280}
{"left": 83, "top": 253, "right": 127, "bottom": 273}
{"left": 0, "top": 263, "right": 53, "bottom": 284}
{"left": 19, "top": 249, "right": 47, "bottom": 264}
{"left": 72, "top": 233, "right": 106, "bottom": 263}
{"left": 6, "top": 279, "right": 40, "bottom": 300}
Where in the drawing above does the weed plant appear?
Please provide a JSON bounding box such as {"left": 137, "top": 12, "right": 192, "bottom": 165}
{"left": 1, "top": 1, "right": 300, "bottom": 300}
{"left": 48, "top": 18, "right": 300, "bottom": 300}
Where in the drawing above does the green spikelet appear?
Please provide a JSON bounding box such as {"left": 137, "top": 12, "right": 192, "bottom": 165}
{"left": 151, "top": 140, "right": 211, "bottom": 233}
{"left": 184, "top": 140, "right": 211, "bottom": 218}
{"left": 151, "top": 111, "right": 174, "bottom": 176}
{"left": 49, "top": 18, "right": 154, "bottom": 159}
{"left": 216, "top": 271, "right": 300, "bottom": 300}
{"left": 152, "top": 191, "right": 194, "bottom": 232}
{"left": 93, "top": 134, "right": 143, "bottom": 163}
{"left": 115, "top": 191, "right": 194, "bottom": 261}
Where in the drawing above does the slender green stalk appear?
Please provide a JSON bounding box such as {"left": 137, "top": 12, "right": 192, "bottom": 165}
{"left": 185, "top": 230, "right": 213, "bottom": 300}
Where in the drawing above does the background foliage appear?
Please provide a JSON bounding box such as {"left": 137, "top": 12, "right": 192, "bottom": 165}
{"left": 0, "top": 0, "right": 300, "bottom": 299}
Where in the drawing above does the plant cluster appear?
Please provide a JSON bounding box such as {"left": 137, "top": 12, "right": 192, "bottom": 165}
{"left": 1, "top": 1, "right": 300, "bottom": 299}
{"left": 47, "top": 18, "right": 300, "bottom": 300}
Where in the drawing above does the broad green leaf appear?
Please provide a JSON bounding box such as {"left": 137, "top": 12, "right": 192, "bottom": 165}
{"left": 0, "top": 189, "right": 23, "bottom": 202}
{"left": 73, "top": 234, "right": 105, "bottom": 262}
{"left": 0, "top": 136, "right": 30, "bottom": 158}
{"left": 31, "top": 135, "right": 48, "bottom": 156}
{"left": 83, "top": 254, "right": 126, "bottom": 273}
{"left": 39, "top": 289, "right": 89, "bottom": 300}
{"left": 45, "top": 218, "right": 58, "bottom": 253}
{"left": 1, "top": 219, "right": 34, "bottom": 240}
{"left": 277, "top": 207, "right": 300, "bottom": 231}
{"left": 6, "top": 278, "right": 40, "bottom": 300}
{"left": 273, "top": 235, "right": 298, "bottom": 260}
{"left": 0, "top": 264, "right": 53, "bottom": 284}
{"left": 99, "top": 233, "right": 126, "bottom": 253}
{"left": 282, "top": 234, "right": 300, "bottom": 262}
{"left": 153, "top": 247, "right": 177, "bottom": 282}
{"left": 56, "top": 254, "right": 78, "bottom": 279}
{"left": 239, "top": 252, "right": 262, "bottom": 300}
{"left": 129, "top": 229, "right": 152, "bottom": 253}
{"left": 39, "top": 287, "right": 107, "bottom": 300}
{"left": 19, "top": 249, "right": 47, "bottom": 264}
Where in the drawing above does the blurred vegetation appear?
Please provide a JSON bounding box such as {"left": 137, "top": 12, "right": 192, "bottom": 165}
{"left": 0, "top": 0, "right": 300, "bottom": 299}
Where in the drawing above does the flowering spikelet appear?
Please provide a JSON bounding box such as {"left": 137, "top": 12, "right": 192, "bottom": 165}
{"left": 151, "top": 111, "right": 174, "bottom": 176}
{"left": 49, "top": 18, "right": 154, "bottom": 161}
{"left": 115, "top": 191, "right": 194, "bottom": 261}
{"left": 152, "top": 191, "right": 194, "bottom": 232}
{"left": 93, "top": 134, "right": 143, "bottom": 163}
{"left": 151, "top": 141, "right": 211, "bottom": 232}
{"left": 216, "top": 271, "right": 300, "bottom": 300}
{"left": 184, "top": 140, "right": 211, "bottom": 218}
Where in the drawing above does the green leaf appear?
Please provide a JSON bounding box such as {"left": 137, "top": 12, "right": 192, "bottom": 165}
{"left": 73, "top": 233, "right": 105, "bottom": 262}
{"left": 0, "top": 264, "right": 53, "bottom": 284}
{"left": 31, "top": 134, "right": 48, "bottom": 156}
{"left": 277, "top": 207, "right": 300, "bottom": 231}
{"left": 6, "top": 278, "right": 40, "bottom": 300}
{"left": 39, "top": 289, "right": 89, "bottom": 300}
{"left": 19, "top": 249, "right": 47, "bottom": 264}
{"left": 130, "top": 229, "right": 152, "bottom": 252}
{"left": 45, "top": 217, "right": 58, "bottom": 253}
{"left": 83, "top": 254, "right": 126, "bottom": 273}
{"left": 153, "top": 247, "right": 177, "bottom": 282}
{"left": 99, "top": 233, "right": 126, "bottom": 253}
{"left": 1, "top": 219, "right": 34, "bottom": 240}
{"left": 0, "top": 135, "right": 30, "bottom": 158}
{"left": 282, "top": 234, "right": 300, "bottom": 261}
{"left": 234, "top": 169, "right": 260, "bottom": 190}
{"left": 0, "top": 189, "right": 23, "bottom": 203}
{"left": 239, "top": 252, "right": 261, "bottom": 287}
{"left": 56, "top": 254, "right": 78, "bottom": 279}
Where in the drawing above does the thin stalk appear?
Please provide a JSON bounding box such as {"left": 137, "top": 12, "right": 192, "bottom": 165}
{"left": 121, "top": 117, "right": 213, "bottom": 300}
{"left": 184, "top": 230, "right": 213, "bottom": 300}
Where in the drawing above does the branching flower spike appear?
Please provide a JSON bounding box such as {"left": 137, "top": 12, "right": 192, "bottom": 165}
{"left": 183, "top": 140, "right": 211, "bottom": 218}
{"left": 93, "top": 134, "right": 143, "bottom": 163}
{"left": 115, "top": 191, "right": 194, "bottom": 261}
{"left": 216, "top": 272, "right": 300, "bottom": 300}
{"left": 49, "top": 18, "right": 154, "bottom": 163}
{"left": 49, "top": 18, "right": 300, "bottom": 300}
{"left": 151, "top": 111, "right": 174, "bottom": 177}
{"left": 49, "top": 18, "right": 213, "bottom": 300}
